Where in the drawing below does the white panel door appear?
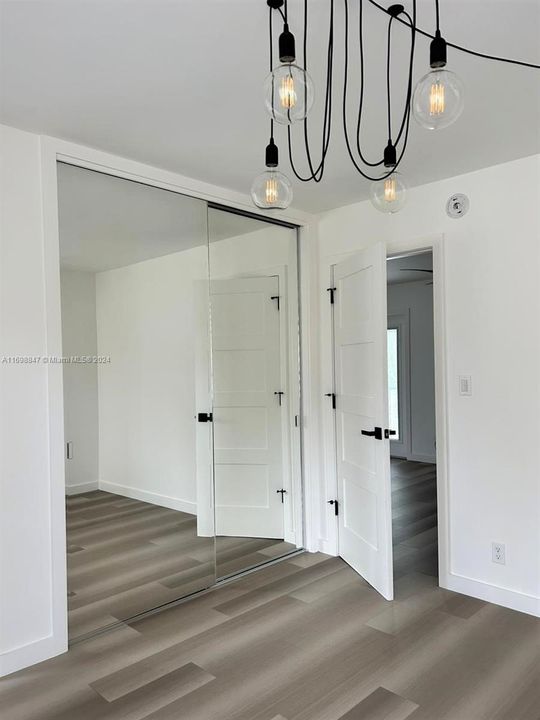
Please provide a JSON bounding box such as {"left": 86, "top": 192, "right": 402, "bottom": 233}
{"left": 211, "top": 276, "right": 285, "bottom": 538}
{"left": 333, "top": 243, "right": 393, "bottom": 600}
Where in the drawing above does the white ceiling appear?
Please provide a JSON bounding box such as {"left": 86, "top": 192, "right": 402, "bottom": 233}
{"left": 58, "top": 163, "right": 263, "bottom": 272}
{"left": 387, "top": 250, "right": 432, "bottom": 284}
{"left": 2, "top": 1, "right": 539, "bottom": 213}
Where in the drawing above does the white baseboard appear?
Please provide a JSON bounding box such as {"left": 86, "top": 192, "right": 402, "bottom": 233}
{"left": 0, "top": 634, "right": 67, "bottom": 678}
{"left": 98, "top": 480, "right": 196, "bottom": 515}
{"left": 65, "top": 480, "right": 99, "bottom": 496}
{"left": 444, "top": 572, "right": 540, "bottom": 618}
{"left": 319, "top": 538, "right": 338, "bottom": 555}
{"left": 284, "top": 530, "right": 296, "bottom": 546}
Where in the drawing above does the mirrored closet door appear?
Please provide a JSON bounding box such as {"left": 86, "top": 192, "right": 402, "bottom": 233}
{"left": 208, "top": 207, "right": 303, "bottom": 579}
{"left": 59, "top": 167, "right": 304, "bottom": 642}
{"left": 59, "top": 164, "right": 215, "bottom": 640}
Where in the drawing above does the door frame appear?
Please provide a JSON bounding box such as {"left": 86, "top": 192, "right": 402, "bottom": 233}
{"left": 37, "top": 135, "right": 316, "bottom": 668}
{"left": 387, "top": 313, "right": 411, "bottom": 459}
{"left": 321, "top": 235, "right": 450, "bottom": 594}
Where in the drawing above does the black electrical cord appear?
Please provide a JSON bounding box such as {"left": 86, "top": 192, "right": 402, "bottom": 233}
{"left": 301, "top": 0, "right": 333, "bottom": 181}
{"left": 356, "top": 0, "right": 383, "bottom": 166}
{"left": 394, "top": 8, "right": 415, "bottom": 147}
{"left": 342, "top": 0, "right": 416, "bottom": 181}
{"left": 299, "top": 0, "right": 333, "bottom": 182}
{"left": 386, "top": 14, "right": 394, "bottom": 143}
{"left": 269, "top": 7, "right": 274, "bottom": 137}
{"left": 367, "top": 0, "right": 540, "bottom": 70}
{"left": 287, "top": 0, "right": 334, "bottom": 182}
{"left": 272, "top": 0, "right": 537, "bottom": 190}
{"left": 355, "top": 0, "right": 413, "bottom": 167}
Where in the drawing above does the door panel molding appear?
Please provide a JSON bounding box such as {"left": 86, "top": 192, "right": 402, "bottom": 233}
{"left": 332, "top": 243, "right": 393, "bottom": 600}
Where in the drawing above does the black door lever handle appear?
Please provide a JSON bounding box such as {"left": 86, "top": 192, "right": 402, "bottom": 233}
{"left": 385, "top": 429, "right": 397, "bottom": 439}
{"left": 361, "top": 427, "right": 383, "bottom": 440}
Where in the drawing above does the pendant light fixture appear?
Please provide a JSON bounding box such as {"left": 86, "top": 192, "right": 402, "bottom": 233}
{"left": 264, "top": 0, "right": 314, "bottom": 125}
{"left": 412, "top": 0, "right": 464, "bottom": 129}
{"left": 251, "top": 0, "right": 294, "bottom": 210}
{"left": 370, "top": 141, "right": 408, "bottom": 213}
{"left": 251, "top": 135, "right": 293, "bottom": 209}
{"left": 251, "top": 0, "right": 539, "bottom": 212}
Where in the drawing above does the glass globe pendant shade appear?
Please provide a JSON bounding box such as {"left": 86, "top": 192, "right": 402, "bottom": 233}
{"left": 413, "top": 68, "right": 464, "bottom": 130}
{"left": 264, "top": 64, "right": 314, "bottom": 125}
{"left": 251, "top": 169, "right": 293, "bottom": 210}
{"left": 370, "top": 172, "right": 408, "bottom": 214}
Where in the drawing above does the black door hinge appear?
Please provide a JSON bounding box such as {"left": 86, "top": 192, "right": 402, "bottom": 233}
{"left": 197, "top": 412, "right": 213, "bottom": 423}
{"left": 271, "top": 295, "right": 280, "bottom": 310}
{"left": 328, "top": 499, "right": 339, "bottom": 516}
{"left": 327, "top": 287, "right": 336, "bottom": 304}
{"left": 325, "top": 392, "right": 336, "bottom": 410}
{"left": 277, "top": 489, "right": 287, "bottom": 503}
{"left": 361, "top": 426, "right": 383, "bottom": 440}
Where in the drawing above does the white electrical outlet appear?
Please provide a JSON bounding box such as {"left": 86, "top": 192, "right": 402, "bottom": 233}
{"left": 492, "top": 542, "right": 506, "bottom": 565}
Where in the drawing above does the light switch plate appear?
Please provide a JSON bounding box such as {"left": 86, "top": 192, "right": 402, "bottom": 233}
{"left": 459, "top": 375, "right": 472, "bottom": 396}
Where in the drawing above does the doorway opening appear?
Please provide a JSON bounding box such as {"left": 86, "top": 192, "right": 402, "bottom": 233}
{"left": 386, "top": 251, "right": 438, "bottom": 584}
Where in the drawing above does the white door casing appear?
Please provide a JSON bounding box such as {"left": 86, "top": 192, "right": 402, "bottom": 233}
{"left": 211, "top": 276, "right": 285, "bottom": 538}
{"left": 388, "top": 313, "right": 410, "bottom": 459}
{"left": 332, "top": 243, "right": 393, "bottom": 600}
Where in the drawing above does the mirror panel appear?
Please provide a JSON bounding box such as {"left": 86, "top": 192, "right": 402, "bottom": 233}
{"left": 58, "top": 163, "right": 215, "bottom": 640}
{"left": 208, "top": 208, "right": 303, "bottom": 579}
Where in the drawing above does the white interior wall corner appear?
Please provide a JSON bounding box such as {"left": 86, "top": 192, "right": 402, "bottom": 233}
{"left": 316, "top": 154, "right": 540, "bottom": 616}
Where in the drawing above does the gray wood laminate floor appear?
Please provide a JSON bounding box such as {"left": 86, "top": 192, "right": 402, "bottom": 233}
{"left": 66, "top": 491, "right": 295, "bottom": 640}
{"left": 2, "top": 472, "right": 538, "bottom": 719}
{"left": 391, "top": 458, "right": 438, "bottom": 580}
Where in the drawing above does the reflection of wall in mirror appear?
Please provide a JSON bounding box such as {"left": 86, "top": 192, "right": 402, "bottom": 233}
{"left": 61, "top": 269, "right": 99, "bottom": 496}
{"left": 61, "top": 224, "right": 298, "bottom": 542}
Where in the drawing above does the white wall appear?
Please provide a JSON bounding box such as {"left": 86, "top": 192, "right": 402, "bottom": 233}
{"left": 317, "top": 154, "right": 540, "bottom": 615}
{"left": 388, "top": 280, "right": 436, "bottom": 463}
{"left": 0, "top": 125, "right": 314, "bottom": 677}
{"left": 0, "top": 126, "right": 67, "bottom": 675}
{"left": 96, "top": 245, "right": 208, "bottom": 513}
{"left": 60, "top": 270, "right": 99, "bottom": 494}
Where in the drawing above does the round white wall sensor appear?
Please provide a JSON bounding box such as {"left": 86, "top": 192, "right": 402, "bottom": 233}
{"left": 446, "top": 193, "right": 470, "bottom": 219}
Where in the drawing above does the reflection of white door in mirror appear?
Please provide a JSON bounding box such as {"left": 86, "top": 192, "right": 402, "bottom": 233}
{"left": 211, "top": 276, "right": 285, "bottom": 539}
{"left": 194, "top": 278, "right": 214, "bottom": 538}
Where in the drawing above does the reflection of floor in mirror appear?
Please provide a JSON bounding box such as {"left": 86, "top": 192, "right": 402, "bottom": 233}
{"left": 216, "top": 536, "right": 297, "bottom": 580}
{"left": 66, "top": 491, "right": 294, "bottom": 640}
